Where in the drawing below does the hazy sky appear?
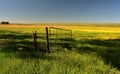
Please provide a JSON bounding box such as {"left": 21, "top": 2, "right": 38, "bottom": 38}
{"left": 0, "top": 0, "right": 120, "bottom": 23}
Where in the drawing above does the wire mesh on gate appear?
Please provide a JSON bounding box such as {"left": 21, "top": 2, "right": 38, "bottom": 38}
{"left": 48, "top": 27, "right": 72, "bottom": 52}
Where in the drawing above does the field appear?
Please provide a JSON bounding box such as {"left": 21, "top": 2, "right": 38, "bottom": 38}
{"left": 0, "top": 24, "right": 120, "bottom": 74}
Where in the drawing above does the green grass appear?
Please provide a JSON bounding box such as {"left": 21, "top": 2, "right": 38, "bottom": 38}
{"left": 0, "top": 25, "right": 120, "bottom": 74}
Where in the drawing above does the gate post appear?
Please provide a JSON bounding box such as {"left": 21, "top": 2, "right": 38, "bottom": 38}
{"left": 33, "top": 31, "right": 38, "bottom": 52}
{"left": 46, "top": 27, "right": 50, "bottom": 53}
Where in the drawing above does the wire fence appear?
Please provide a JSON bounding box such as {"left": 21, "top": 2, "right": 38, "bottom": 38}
{"left": 48, "top": 27, "right": 72, "bottom": 52}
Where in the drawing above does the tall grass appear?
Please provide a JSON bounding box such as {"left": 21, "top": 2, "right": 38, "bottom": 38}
{"left": 0, "top": 50, "right": 118, "bottom": 74}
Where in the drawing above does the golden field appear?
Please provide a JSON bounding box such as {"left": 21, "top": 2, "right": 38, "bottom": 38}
{"left": 0, "top": 23, "right": 120, "bottom": 32}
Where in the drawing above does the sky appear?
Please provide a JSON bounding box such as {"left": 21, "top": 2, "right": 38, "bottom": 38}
{"left": 0, "top": 0, "right": 120, "bottom": 23}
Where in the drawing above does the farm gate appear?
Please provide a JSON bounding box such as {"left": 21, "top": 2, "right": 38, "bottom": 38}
{"left": 33, "top": 27, "right": 72, "bottom": 53}
{"left": 46, "top": 27, "right": 72, "bottom": 53}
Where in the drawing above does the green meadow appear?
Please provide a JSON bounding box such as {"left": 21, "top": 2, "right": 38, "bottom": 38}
{"left": 0, "top": 24, "right": 120, "bottom": 74}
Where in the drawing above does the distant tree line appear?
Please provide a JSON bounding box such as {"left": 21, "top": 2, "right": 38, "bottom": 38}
{"left": 1, "top": 21, "right": 9, "bottom": 24}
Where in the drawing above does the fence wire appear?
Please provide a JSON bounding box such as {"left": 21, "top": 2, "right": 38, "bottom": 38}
{"left": 48, "top": 27, "right": 72, "bottom": 52}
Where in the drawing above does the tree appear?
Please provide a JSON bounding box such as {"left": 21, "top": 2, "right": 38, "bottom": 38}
{"left": 1, "top": 21, "right": 10, "bottom": 24}
{"left": 1, "top": 21, "right": 6, "bottom": 24}
{"left": 5, "top": 22, "right": 9, "bottom": 24}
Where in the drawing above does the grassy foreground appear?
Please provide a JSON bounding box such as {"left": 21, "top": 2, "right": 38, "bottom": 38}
{"left": 0, "top": 24, "right": 120, "bottom": 74}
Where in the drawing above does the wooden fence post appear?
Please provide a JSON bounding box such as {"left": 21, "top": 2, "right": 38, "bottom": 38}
{"left": 33, "top": 31, "right": 38, "bottom": 52}
{"left": 46, "top": 27, "right": 50, "bottom": 53}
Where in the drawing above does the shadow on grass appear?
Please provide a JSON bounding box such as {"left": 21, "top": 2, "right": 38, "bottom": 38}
{"left": 73, "top": 38, "right": 120, "bottom": 69}
{"left": 0, "top": 30, "right": 33, "bottom": 52}
{"left": 16, "top": 52, "right": 55, "bottom": 60}
{"left": 0, "top": 30, "right": 72, "bottom": 59}
{"left": 0, "top": 30, "right": 54, "bottom": 59}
